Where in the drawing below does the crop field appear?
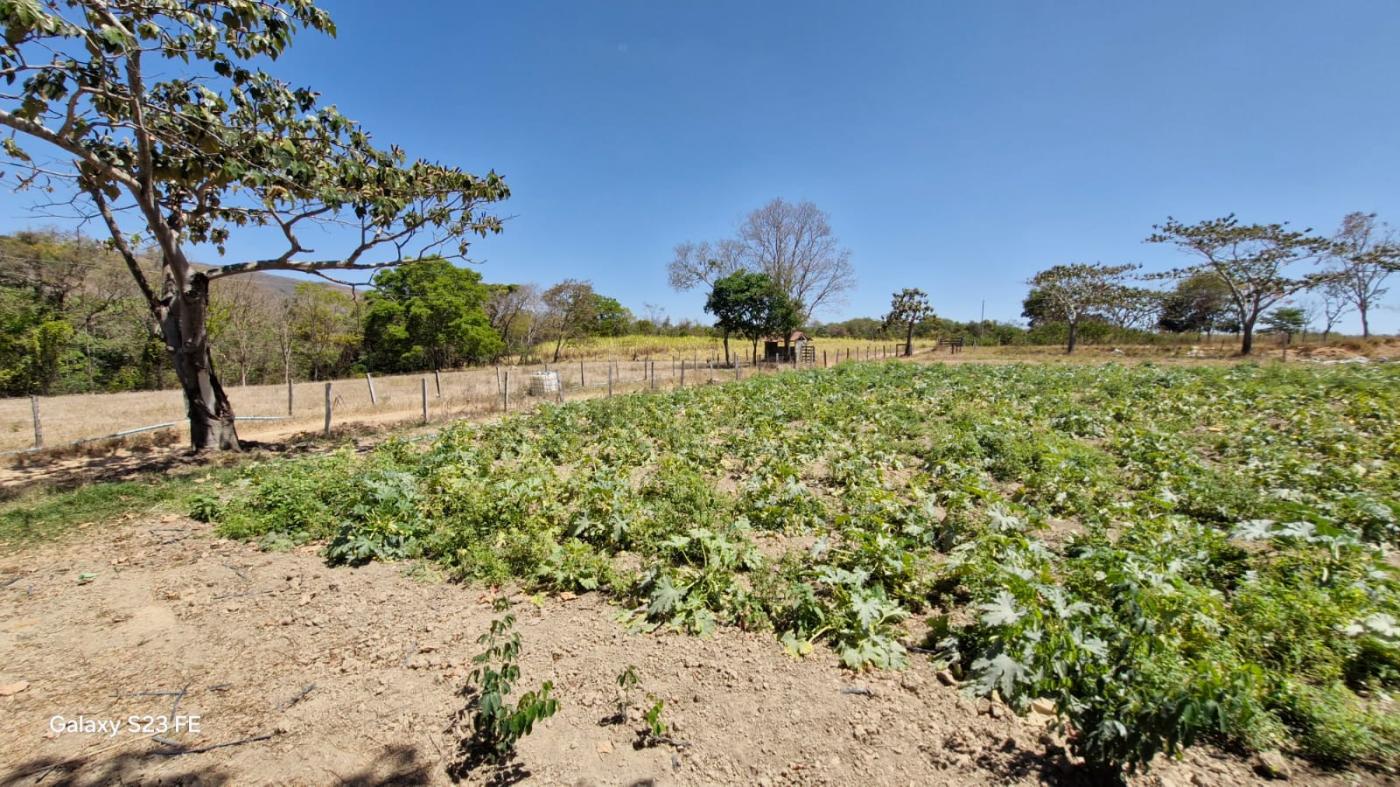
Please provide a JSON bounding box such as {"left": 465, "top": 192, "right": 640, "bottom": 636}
{"left": 204, "top": 360, "right": 1400, "bottom": 775}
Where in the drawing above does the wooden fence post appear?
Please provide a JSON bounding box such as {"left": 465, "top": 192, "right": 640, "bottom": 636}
{"left": 503, "top": 369, "right": 509, "bottom": 412}
{"left": 607, "top": 363, "right": 613, "bottom": 397}
{"left": 286, "top": 377, "right": 293, "bottom": 416}
{"left": 434, "top": 369, "right": 442, "bottom": 398}
{"left": 421, "top": 378, "right": 429, "bottom": 423}
{"left": 323, "top": 382, "right": 332, "bottom": 435}
{"left": 30, "top": 395, "right": 42, "bottom": 449}
{"left": 823, "top": 350, "right": 828, "bottom": 368}
{"left": 680, "top": 361, "right": 686, "bottom": 388}
{"left": 365, "top": 372, "right": 377, "bottom": 405}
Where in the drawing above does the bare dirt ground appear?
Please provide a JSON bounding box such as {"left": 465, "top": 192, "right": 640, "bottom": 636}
{"left": 1, "top": 517, "right": 1385, "bottom": 786}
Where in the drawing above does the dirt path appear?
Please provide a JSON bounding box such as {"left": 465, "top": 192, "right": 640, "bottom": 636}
{"left": 0, "top": 518, "right": 1377, "bottom": 786}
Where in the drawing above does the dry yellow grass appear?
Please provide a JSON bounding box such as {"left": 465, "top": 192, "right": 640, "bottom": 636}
{"left": 534, "top": 334, "right": 920, "bottom": 362}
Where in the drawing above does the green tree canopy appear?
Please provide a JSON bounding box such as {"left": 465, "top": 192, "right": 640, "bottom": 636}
{"left": 1261, "top": 306, "right": 1307, "bottom": 344}
{"left": 1026, "top": 263, "right": 1139, "bottom": 354}
{"left": 1158, "top": 272, "right": 1236, "bottom": 335}
{"left": 0, "top": 288, "right": 71, "bottom": 396}
{"left": 362, "top": 259, "right": 501, "bottom": 372}
{"left": 0, "top": 0, "right": 509, "bottom": 450}
{"left": 1147, "top": 216, "right": 1335, "bottom": 355}
{"left": 542, "top": 279, "right": 598, "bottom": 362}
{"left": 590, "top": 294, "right": 632, "bottom": 337}
{"left": 705, "top": 271, "right": 801, "bottom": 364}
{"left": 883, "top": 288, "right": 934, "bottom": 357}
{"left": 288, "top": 283, "right": 359, "bottom": 381}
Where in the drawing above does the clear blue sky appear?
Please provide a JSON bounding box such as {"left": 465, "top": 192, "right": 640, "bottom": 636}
{"left": 5, "top": 0, "right": 1400, "bottom": 332}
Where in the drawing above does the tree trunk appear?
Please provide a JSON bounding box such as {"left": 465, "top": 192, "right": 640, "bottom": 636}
{"left": 553, "top": 334, "right": 565, "bottom": 363}
{"left": 1065, "top": 320, "right": 1078, "bottom": 354}
{"left": 1361, "top": 307, "right": 1370, "bottom": 339}
{"left": 722, "top": 331, "right": 731, "bottom": 366}
{"left": 1240, "top": 316, "right": 1256, "bottom": 356}
{"left": 161, "top": 273, "right": 240, "bottom": 451}
{"left": 904, "top": 321, "right": 914, "bottom": 357}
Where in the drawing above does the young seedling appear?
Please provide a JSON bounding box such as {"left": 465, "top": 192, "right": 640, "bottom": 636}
{"left": 449, "top": 598, "right": 560, "bottom": 776}
{"left": 613, "top": 666, "right": 682, "bottom": 750}
{"left": 610, "top": 665, "right": 640, "bottom": 724}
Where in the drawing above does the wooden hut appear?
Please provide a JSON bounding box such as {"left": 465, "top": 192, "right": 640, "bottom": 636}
{"left": 763, "top": 331, "right": 813, "bottom": 363}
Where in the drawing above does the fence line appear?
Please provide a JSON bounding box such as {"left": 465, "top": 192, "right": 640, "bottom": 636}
{"left": 0, "top": 345, "right": 934, "bottom": 456}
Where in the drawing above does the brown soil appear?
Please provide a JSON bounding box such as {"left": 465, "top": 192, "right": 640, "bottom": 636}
{"left": 1, "top": 519, "right": 1385, "bottom": 786}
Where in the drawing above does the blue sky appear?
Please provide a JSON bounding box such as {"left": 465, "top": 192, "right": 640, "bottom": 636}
{"left": 5, "top": 1, "right": 1399, "bottom": 332}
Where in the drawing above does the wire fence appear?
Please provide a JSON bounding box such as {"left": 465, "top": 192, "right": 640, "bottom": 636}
{"left": 0, "top": 343, "right": 930, "bottom": 456}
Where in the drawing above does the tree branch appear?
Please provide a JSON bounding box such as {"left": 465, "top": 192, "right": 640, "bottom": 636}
{"left": 87, "top": 185, "right": 160, "bottom": 312}
{"left": 0, "top": 109, "right": 142, "bottom": 191}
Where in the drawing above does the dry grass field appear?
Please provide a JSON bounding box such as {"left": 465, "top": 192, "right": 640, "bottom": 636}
{"left": 530, "top": 334, "right": 916, "bottom": 362}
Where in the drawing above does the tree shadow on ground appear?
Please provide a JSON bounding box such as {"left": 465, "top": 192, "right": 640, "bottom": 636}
{"left": 0, "top": 425, "right": 388, "bottom": 502}
{"left": 969, "top": 737, "right": 1120, "bottom": 786}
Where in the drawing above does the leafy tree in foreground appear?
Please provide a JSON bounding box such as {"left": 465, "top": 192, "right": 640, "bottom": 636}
{"left": 883, "top": 288, "right": 934, "bottom": 357}
{"left": 362, "top": 258, "right": 501, "bottom": 372}
{"left": 1026, "top": 263, "right": 1138, "bottom": 354}
{"left": 0, "top": 0, "right": 508, "bottom": 450}
{"left": 1147, "top": 216, "right": 1334, "bottom": 355}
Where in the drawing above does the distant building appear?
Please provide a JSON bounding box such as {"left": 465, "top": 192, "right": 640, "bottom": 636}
{"left": 763, "top": 331, "right": 813, "bottom": 363}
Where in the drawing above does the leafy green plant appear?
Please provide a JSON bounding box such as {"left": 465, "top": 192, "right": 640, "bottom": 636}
{"left": 210, "top": 360, "right": 1400, "bottom": 774}
{"left": 450, "top": 599, "right": 560, "bottom": 773}
{"left": 641, "top": 698, "right": 668, "bottom": 742}
{"left": 187, "top": 493, "right": 222, "bottom": 523}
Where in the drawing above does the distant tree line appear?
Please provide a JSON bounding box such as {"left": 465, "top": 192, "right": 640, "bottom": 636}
{"left": 1016, "top": 212, "right": 1396, "bottom": 354}
{"left": 0, "top": 231, "right": 641, "bottom": 396}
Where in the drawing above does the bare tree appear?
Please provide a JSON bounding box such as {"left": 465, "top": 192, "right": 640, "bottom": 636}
{"left": 669, "top": 199, "right": 855, "bottom": 319}
{"left": 485, "top": 283, "right": 540, "bottom": 358}
{"left": 1317, "top": 280, "right": 1353, "bottom": 343}
{"left": 1329, "top": 212, "right": 1395, "bottom": 339}
{"left": 739, "top": 199, "right": 854, "bottom": 318}
{"left": 209, "top": 277, "right": 277, "bottom": 386}
{"left": 668, "top": 239, "right": 746, "bottom": 292}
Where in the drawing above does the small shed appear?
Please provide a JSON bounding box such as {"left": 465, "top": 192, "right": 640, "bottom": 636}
{"left": 763, "top": 331, "right": 812, "bottom": 363}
